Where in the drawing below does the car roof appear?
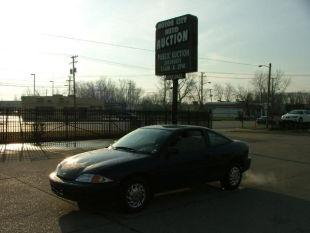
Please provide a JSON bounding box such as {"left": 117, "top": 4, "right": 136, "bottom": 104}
{"left": 141, "top": 124, "right": 209, "bottom": 131}
{"left": 141, "top": 124, "right": 232, "bottom": 141}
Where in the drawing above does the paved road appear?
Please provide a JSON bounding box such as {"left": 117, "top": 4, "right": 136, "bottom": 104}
{"left": 0, "top": 132, "right": 310, "bottom": 233}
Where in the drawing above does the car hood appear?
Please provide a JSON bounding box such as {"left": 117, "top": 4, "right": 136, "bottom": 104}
{"left": 56, "top": 148, "right": 143, "bottom": 180}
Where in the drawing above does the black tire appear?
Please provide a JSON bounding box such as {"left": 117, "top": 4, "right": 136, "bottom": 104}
{"left": 120, "top": 177, "right": 150, "bottom": 213}
{"left": 221, "top": 164, "right": 242, "bottom": 190}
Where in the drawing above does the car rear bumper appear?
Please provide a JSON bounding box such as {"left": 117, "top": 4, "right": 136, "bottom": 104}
{"left": 49, "top": 172, "right": 120, "bottom": 202}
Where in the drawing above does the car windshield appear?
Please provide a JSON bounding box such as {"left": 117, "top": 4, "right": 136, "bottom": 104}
{"left": 112, "top": 128, "right": 172, "bottom": 154}
{"left": 289, "top": 110, "right": 303, "bottom": 114}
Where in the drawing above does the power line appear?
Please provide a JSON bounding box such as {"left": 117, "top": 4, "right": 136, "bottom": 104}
{"left": 79, "top": 55, "right": 153, "bottom": 70}
{"left": 207, "top": 75, "right": 253, "bottom": 80}
{"left": 61, "top": 72, "right": 310, "bottom": 80}
{"left": 0, "top": 71, "right": 308, "bottom": 85}
{"left": 0, "top": 82, "right": 67, "bottom": 88}
{"left": 43, "top": 34, "right": 154, "bottom": 52}
{"left": 44, "top": 49, "right": 310, "bottom": 75}
{"left": 285, "top": 74, "right": 310, "bottom": 77}
{"left": 75, "top": 74, "right": 253, "bottom": 81}
{"left": 199, "top": 57, "right": 259, "bottom": 67}
{"left": 65, "top": 72, "right": 255, "bottom": 78}
{"left": 77, "top": 74, "right": 155, "bottom": 77}
{"left": 43, "top": 34, "right": 261, "bottom": 67}
{"left": 202, "top": 71, "right": 255, "bottom": 76}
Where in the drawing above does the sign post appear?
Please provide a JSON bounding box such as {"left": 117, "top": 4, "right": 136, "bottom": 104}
{"left": 155, "top": 14, "right": 198, "bottom": 124}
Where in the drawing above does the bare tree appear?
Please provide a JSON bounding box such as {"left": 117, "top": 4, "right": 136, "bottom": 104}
{"left": 235, "top": 85, "right": 255, "bottom": 117}
{"left": 235, "top": 86, "right": 253, "bottom": 102}
{"left": 154, "top": 74, "right": 197, "bottom": 107}
{"left": 286, "top": 92, "right": 310, "bottom": 105}
{"left": 252, "top": 71, "right": 267, "bottom": 103}
{"left": 213, "top": 83, "right": 224, "bottom": 102}
{"left": 76, "top": 78, "right": 143, "bottom": 110}
{"left": 252, "top": 69, "right": 290, "bottom": 102}
{"left": 224, "top": 83, "right": 235, "bottom": 102}
{"left": 271, "top": 70, "right": 291, "bottom": 94}
{"left": 189, "top": 73, "right": 212, "bottom": 107}
{"left": 155, "top": 76, "right": 171, "bottom": 107}
{"left": 139, "top": 93, "right": 163, "bottom": 110}
{"left": 178, "top": 75, "right": 196, "bottom": 104}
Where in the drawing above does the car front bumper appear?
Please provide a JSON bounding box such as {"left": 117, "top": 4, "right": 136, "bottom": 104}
{"left": 49, "top": 172, "right": 120, "bottom": 202}
{"left": 281, "top": 117, "right": 299, "bottom": 122}
{"left": 243, "top": 157, "right": 251, "bottom": 172}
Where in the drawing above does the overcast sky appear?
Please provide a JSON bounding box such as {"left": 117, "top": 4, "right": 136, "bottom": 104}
{"left": 0, "top": 0, "right": 309, "bottom": 100}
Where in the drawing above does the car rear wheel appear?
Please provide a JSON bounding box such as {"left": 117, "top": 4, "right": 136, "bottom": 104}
{"left": 121, "top": 177, "right": 150, "bottom": 212}
{"left": 221, "top": 164, "right": 242, "bottom": 190}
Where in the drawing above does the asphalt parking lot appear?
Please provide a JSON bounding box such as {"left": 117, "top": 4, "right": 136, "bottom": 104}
{"left": 0, "top": 131, "right": 310, "bottom": 233}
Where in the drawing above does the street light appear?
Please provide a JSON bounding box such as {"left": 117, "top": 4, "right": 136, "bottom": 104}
{"left": 258, "top": 63, "right": 272, "bottom": 129}
{"left": 30, "top": 74, "right": 36, "bottom": 96}
{"left": 49, "top": 81, "right": 54, "bottom": 96}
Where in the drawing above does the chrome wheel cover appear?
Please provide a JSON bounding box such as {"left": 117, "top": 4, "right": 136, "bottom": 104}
{"left": 228, "top": 166, "right": 241, "bottom": 186}
{"left": 126, "top": 183, "right": 146, "bottom": 209}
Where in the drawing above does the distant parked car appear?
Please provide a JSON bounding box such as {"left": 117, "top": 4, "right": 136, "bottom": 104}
{"left": 49, "top": 125, "right": 251, "bottom": 212}
{"left": 281, "top": 110, "right": 310, "bottom": 123}
{"left": 256, "top": 116, "right": 274, "bottom": 124}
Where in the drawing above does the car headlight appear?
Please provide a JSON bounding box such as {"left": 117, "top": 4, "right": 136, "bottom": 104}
{"left": 75, "top": 173, "right": 113, "bottom": 183}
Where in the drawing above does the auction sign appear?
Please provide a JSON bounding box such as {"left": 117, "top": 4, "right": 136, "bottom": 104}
{"left": 155, "top": 14, "right": 198, "bottom": 76}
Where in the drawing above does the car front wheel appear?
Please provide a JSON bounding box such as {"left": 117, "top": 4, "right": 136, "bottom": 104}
{"left": 221, "top": 164, "right": 242, "bottom": 190}
{"left": 121, "top": 177, "right": 150, "bottom": 212}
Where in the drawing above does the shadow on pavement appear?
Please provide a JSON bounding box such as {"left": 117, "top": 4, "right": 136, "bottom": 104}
{"left": 58, "top": 184, "right": 310, "bottom": 233}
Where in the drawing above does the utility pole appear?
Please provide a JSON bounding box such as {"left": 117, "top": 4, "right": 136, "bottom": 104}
{"left": 70, "top": 56, "right": 78, "bottom": 109}
{"left": 258, "top": 62, "right": 272, "bottom": 129}
{"left": 271, "top": 77, "right": 275, "bottom": 129}
{"left": 30, "top": 74, "right": 36, "bottom": 96}
{"left": 266, "top": 63, "right": 272, "bottom": 129}
{"left": 49, "top": 81, "right": 54, "bottom": 95}
{"left": 163, "top": 78, "right": 167, "bottom": 108}
{"left": 200, "top": 72, "right": 205, "bottom": 108}
{"left": 127, "top": 81, "right": 132, "bottom": 110}
{"left": 172, "top": 77, "right": 179, "bottom": 124}
{"left": 70, "top": 55, "right": 78, "bottom": 140}
{"left": 200, "top": 72, "right": 211, "bottom": 107}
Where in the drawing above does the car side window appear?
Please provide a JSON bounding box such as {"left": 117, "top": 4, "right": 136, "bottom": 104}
{"left": 172, "top": 130, "right": 207, "bottom": 154}
{"left": 207, "top": 131, "right": 231, "bottom": 147}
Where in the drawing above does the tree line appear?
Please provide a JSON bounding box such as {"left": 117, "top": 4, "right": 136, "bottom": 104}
{"left": 24, "top": 69, "right": 310, "bottom": 113}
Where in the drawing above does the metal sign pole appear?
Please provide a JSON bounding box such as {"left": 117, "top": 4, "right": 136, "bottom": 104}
{"left": 172, "top": 78, "right": 179, "bottom": 124}
{"left": 155, "top": 15, "right": 198, "bottom": 125}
